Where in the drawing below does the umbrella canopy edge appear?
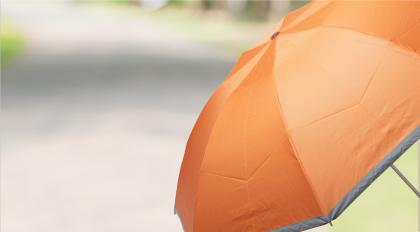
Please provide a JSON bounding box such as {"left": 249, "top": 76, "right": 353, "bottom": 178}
{"left": 271, "top": 126, "right": 420, "bottom": 232}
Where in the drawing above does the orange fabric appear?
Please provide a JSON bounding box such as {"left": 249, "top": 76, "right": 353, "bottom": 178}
{"left": 175, "top": 1, "right": 420, "bottom": 231}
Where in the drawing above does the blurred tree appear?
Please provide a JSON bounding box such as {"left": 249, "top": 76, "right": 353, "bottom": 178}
{"left": 226, "top": 0, "right": 247, "bottom": 15}
{"left": 269, "top": 0, "right": 290, "bottom": 20}
{"left": 201, "top": 0, "right": 214, "bottom": 10}
{"left": 289, "top": 0, "right": 309, "bottom": 11}
{"left": 163, "top": 0, "right": 308, "bottom": 22}
{"left": 201, "top": 0, "right": 226, "bottom": 11}
{"left": 246, "top": 0, "right": 271, "bottom": 21}
{"left": 167, "top": 0, "right": 186, "bottom": 8}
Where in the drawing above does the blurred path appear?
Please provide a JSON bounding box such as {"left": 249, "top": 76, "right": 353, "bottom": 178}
{"left": 2, "top": 3, "right": 232, "bottom": 232}
{"left": 1, "top": 2, "right": 326, "bottom": 232}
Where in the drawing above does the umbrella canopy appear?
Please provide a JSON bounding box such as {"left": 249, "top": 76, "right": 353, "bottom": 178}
{"left": 175, "top": 1, "right": 420, "bottom": 231}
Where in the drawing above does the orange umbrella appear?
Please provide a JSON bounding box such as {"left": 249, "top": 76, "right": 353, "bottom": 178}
{"left": 175, "top": 1, "right": 420, "bottom": 231}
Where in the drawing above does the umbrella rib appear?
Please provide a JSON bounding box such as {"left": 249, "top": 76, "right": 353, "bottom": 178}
{"left": 271, "top": 52, "right": 326, "bottom": 215}
{"left": 280, "top": 1, "right": 334, "bottom": 33}
{"left": 318, "top": 25, "right": 420, "bottom": 56}
{"left": 390, "top": 164, "right": 420, "bottom": 198}
{"left": 226, "top": 42, "right": 269, "bottom": 80}
{"left": 290, "top": 45, "right": 389, "bottom": 132}
{"left": 201, "top": 171, "right": 248, "bottom": 183}
{"left": 392, "top": 19, "right": 420, "bottom": 44}
{"left": 186, "top": 44, "right": 270, "bottom": 232}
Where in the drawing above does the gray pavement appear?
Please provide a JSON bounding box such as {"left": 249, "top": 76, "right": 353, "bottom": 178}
{"left": 1, "top": 3, "right": 232, "bottom": 232}
{"left": 1, "top": 3, "right": 327, "bottom": 232}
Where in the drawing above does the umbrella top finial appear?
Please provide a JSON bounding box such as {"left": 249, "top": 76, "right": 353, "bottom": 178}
{"left": 271, "top": 31, "right": 280, "bottom": 40}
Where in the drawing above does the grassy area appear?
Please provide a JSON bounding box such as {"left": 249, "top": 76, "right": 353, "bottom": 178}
{"left": 1, "top": 18, "right": 24, "bottom": 65}
{"left": 330, "top": 144, "right": 418, "bottom": 232}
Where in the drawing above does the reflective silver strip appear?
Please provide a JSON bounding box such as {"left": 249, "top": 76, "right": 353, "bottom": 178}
{"left": 272, "top": 126, "right": 420, "bottom": 232}
{"left": 174, "top": 127, "right": 420, "bottom": 232}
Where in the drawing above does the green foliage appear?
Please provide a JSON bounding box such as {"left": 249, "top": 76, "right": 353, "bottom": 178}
{"left": 231, "top": 0, "right": 270, "bottom": 22}
{"left": 289, "top": 0, "right": 309, "bottom": 11}
{"left": 201, "top": 0, "right": 214, "bottom": 10}
{"left": 167, "top": 0, "right": 186, "bottom": 8}
{"left": 77, "top": 0, "right": 134, "bottom": 5}
{"left": 331, "top": 144, "right": 418, "bottom": 232}
{"left": 1, "top": 19, "right": 24, "bottom": 65}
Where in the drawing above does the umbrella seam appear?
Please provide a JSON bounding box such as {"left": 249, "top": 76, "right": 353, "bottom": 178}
{"left": 226, "top": 42, "right": 269, "bottom": 80}
{"left": 271, "top": 126, "right": 420, "bottom": 231}
{"left": 270, "top": 39, "right": 326, "bottom": 215}
{"left": 190, "top": 43, "right": 271, "bottom": 232}
{"left": 279, "top": 1, "right": 334, "bottom": 33}
{"left": 357, "top": 46, "right": 390, "bottom": 103}
{"left": 197, "top": 43, "right": 270, "bottom": 180}
{"left": 280, "top": 1, "right": 420, "bottom": 55}
{"left": 313, "top": 25, "right": 419, "bottom": 56}
{"left": 288, "top": 45, "right": 390, "bottom": 132}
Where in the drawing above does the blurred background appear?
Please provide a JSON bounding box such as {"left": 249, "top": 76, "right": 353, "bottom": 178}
{"left": 1, "top": 1, "right": 418, "bottom": 232}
